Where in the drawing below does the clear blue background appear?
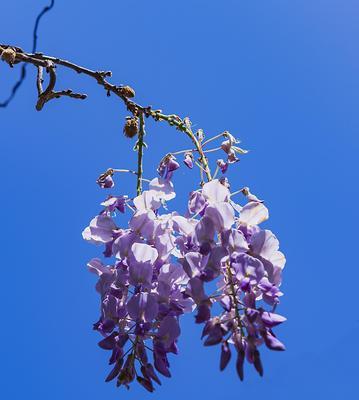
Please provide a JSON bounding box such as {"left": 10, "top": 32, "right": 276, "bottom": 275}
{"left": 1, "top": 1, "right": 358, "bottom": 398}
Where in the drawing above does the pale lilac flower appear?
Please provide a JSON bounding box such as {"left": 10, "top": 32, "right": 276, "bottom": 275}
{"left": 101, "top": 196, "right": 127, "bottom": 213}
{"left": 216, "top": 158, "right": 228, "bottom": 173}
{"left": 82, "top": 214, "right": 117, "bottom": 244}
{"left": 188, "top": 191, "right": 206, "bottom": 215}
{"left": 157, "top": 154, "right": 180, "bottom": 180}
{"left": 149, "top": 178, "right": 176, "bottom": 201}
{"left": 84, "top": 169, "right": 287, "bottom": 390}
{"left": 127, "top": 292, "right": 159, "bottom": 322}
{"left": 183, "top": 152, "right": 194, "bottom": 169}
{"left": 97, "top": 174, "right": 115, "bottom": 188}
{"left": 128, "top": 243, "right": 158, "bottom": 286}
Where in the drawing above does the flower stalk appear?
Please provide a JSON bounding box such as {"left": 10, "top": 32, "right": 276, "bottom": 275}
{"left": 136, "top": 113, "right": 146, "bottom": 196}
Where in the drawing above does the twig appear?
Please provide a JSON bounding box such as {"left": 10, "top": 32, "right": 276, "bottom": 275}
{"left": 36, "top": 66, "right": 44, "bottom": 95}
{"left": 0, "top": 0, "right": 55, "bottom": 107}
{"left": 0, "top": 44, "right": 213, "bottom": 179}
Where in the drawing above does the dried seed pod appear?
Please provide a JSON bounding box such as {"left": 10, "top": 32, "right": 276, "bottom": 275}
{"left": 1, "top": 47, "right": 16, "bottom": 66}
{"left": 123, "top": 116, "right": 138, "bottom": 138}
{"left": 120, "top": 85, "right": 135, "bottom": 98}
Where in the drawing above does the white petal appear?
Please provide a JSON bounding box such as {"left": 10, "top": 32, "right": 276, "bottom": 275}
{"left": 251, "top": 230, "right": 279, "bottom": 260}
{"left": 270, "top": 250, "right": 286, "bottom": 269}
{"left": 134, "top": 190, "right": 161, "bottom": 210}
{"left": 172, "top": 215, "right": 195, "bottom": 236}
{"left": 240, "top": 201, "right": 269, "bottom": 225}
{"left": 149, "top": 177, "right": 176, "bottom": 201}
{"left": 202, "top": 180, "right": 230, "bottom": 203}
{"left": 130, "top": 242, "right": 158, "bottom": 264}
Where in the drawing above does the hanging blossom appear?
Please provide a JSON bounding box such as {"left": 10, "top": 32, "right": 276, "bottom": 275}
{"left": 83, "top": 128, "right": 286, "bottom": 392}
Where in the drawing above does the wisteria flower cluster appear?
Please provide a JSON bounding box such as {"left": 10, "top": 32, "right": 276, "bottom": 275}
{"left": 0, "top": 39, "right": 286, "bottom": 393}
{"left": 83, "top": 127, "right": 286, "bottom": 392}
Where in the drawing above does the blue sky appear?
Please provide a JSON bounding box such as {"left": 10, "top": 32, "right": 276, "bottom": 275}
{"left": 1, "top": 1, "right": 358, "bottom": 399}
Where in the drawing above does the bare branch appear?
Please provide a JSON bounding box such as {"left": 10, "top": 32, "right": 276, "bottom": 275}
{"left": 0, "top": 0, "right": 55, "bottom": 108}
{"left": 36, "top": 66, "right": 44, "bottom": 95}
{"left": 0, "top": 44, "right": 212, "bottom": 179}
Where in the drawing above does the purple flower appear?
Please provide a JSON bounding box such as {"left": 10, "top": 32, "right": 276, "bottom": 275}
{"left": 101, "top": 196, "right": 127, "bottom": 213}
{"left": 231, "top": 253, "right": 265, "bottom": 285}
{"left": 186, "top": 277, "right": 208, "bottom": 304}
{"left": 82, "top": 214, "right": 117, "bottom": 244}
{"left": 250, "top": 229, "right": 279, "bottom": 260}
{"left": 220, "top": 341, "right": 231, "bottom": 371}
{"left": 194, "top": 216, "right": 215, "bottom": 247}
{"left": 87, "top": 258, "right": 112, "bottom": 277}
{"left": 153, "top": 344, "right": 171, "bottom": 377}
{"left": 84, "top": 171, "right": 287, "bottom": 390}
{"left": 260, "top": 311, "right": 287, "bottom": 328}
{"left": 239, "top": 201, "right": 269, "bottom": 225}
{"left": 183, "top": 252, "right": 205, "bottom": 278}
{"left": 202, "top": 319, "right": 225, "bottom": 346}
{"left": 221, "top": 229, "right": 249, "bottom": 253}
{"left": 204, "top": 202, "right": 234, "bottom": 231}
{"left": 158, "top": 263, "right": 188, "bottom": 287}
{"left": 134, "top": 190, "right": 161, "bottom": 211}
{"left": 202, "top": 179, "right": 230, "bottom": 203}
{"left": 157, "top": 316, "right": 181, "bottom": 349}
{"left": 216, "top": 159, "right": 228, "bottom": 173}
{"left": 127, "top": 292, "right": 159, "bottom": 322}
{"left": 130, "top": 210, "right": 156, "bottom": 239}
{"left": 128, "top": 242, "right": 158, "bottom": 286}
{"left": 227, "top": 149, "right": 239, "bottom": 164}
{"left": 157, "top": 154, "right": 180, "bottom": 180}
{"left": 261, "top": 330, "right": 286, "bottom": 351}
{"left": 221, "top": 139, "right": 232, "bottom": 154}
{"left": 258, "top": 277, "right": 283, "bottom": 305}
{"left": 188, "top": 191, "right": 206, "bottom": 215}
{"left": 183, "top": 152, "right": 194, "bottom": 169}
{"left": 97, "top": 174, "right": 115, "bottom": 188}
{"left": 112, "top": 230, "right": 139, "bottom": 259}
{"left": 149, "top": 178, "right": 176, "bottom": 201}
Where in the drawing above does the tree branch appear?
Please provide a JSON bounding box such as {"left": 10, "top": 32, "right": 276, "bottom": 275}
{"left": 0, "top": 0, "right": 55, "bottom": 108}
{"left": 0, "top": 44, "right": 214, "bottom": 180}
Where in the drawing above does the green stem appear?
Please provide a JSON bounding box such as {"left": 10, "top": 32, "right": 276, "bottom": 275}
{"left": 150, "top": 112, "right": 212, "bottom": 181}
{"left": 136, "top": 113, "right": 146, "bottom": 196}
{"left": 191, "top": 133, "right": 212, "bottom": 182}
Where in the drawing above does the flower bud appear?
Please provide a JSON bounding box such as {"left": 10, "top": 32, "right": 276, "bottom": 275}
{"left": 123, "top": 116, "right": 138, "bottom": 138}
{"left": 136, "top": 376, "right": 154, "bottom": 392}
{"left": 236, "top": 350, "right": 245, "bottom": 381}
{"left": 221, "top": 139, "right": 232, "bottom": 154}
{"left": 96, "top": 168, "right": 114, "bottom": 188}
{"left": 253, "top": 349, "right": 264, "bottom": 376}
{"left": 105, "top": 358, "right": 123, "bottom": 382}
{"left": 119, "top": 85, "right": 135, "bottom": 98}
{"left": 219, "top": 176, "right": 230, "bottom": 189}
{"left": 220, "top": 341, "right": 231, "bottom": 371}
{"left": 157, "top": 154, "right": 180, "bottom": 180}
{"left": 216, "top": 159, "right": 228, "bottom": 174}
{"left": 183, "top": 152, "right": 194, "bottom": 169}
{"left": 1, "top": 47, "right": 16, "bottom": 66}
{"left": 223, "top": 131, "right": 239, "bottom": 144}
{"left": 196, "top": 129, "right": 204, "bottom": 141}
